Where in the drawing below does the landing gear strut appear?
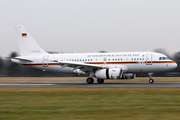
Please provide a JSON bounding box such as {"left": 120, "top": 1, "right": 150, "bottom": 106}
{"left": 148, "top": 73, "right": 154, "bottom": 83}
{"left": 97, "top": 79, "right": 104, "bottom": 83}
{"left": 86, "top": 78, "right": 94, "bottom": 84}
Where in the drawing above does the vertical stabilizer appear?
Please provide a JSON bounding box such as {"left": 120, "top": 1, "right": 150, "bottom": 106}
{"left": 14, "top": 25, "right": 47, "bottom": 56}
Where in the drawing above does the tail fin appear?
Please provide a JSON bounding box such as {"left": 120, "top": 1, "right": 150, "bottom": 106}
{"left": 14, "top": 25, "right": 47, "bottom": 56}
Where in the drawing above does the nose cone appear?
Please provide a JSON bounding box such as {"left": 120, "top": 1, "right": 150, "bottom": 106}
{"left": 171, "top": 61, "right": 178, "bottom": 69}
{"left": 174, "top": 62, "right": 178, "bottom": 68}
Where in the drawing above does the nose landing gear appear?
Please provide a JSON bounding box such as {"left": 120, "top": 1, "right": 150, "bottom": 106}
{"left": 149, "top": 79, "right": 154, "bottom": 83}
{"left": 148, "top": 73, "right": 154, "bottom": 83}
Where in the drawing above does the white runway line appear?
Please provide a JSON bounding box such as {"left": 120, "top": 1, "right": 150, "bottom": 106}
{"left": 0, "top": 83, "right": 55, "bottom": 86}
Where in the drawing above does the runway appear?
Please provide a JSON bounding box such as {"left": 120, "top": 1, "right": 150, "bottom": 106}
{"left": 1, "top": 83, "right": 180, "bottom": 87}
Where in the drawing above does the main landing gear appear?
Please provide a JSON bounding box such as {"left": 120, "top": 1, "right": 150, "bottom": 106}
{"left": 86, "top": 78, "right": 104, "bottom": 84}
{"left": 148, "top": 73, "right": 154, "bottom": 83}
{"left": 86, "top": 78, "right": 94, "bottom": 84}
{"left": 97, "top": 79, "right": 104, "bottom": 83}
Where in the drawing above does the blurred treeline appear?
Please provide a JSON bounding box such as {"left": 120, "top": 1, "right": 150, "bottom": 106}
{"left": 0, "top": 49, "right": 180, "bottom": 77}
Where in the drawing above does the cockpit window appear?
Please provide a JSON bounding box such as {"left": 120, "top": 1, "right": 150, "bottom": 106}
{"left": 159, "top": 57, "right": 170, "bottom": 60}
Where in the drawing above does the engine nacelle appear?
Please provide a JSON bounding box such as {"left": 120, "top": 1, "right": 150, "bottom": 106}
{"left": 122, "top": 73, "right": 136, "bottom": 79}
{"left": 95, "top": 68, "right": 123, "bottom": 79}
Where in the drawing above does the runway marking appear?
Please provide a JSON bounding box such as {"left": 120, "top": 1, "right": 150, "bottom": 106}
{"left": 0, "top": 83, "right": 55, "bottom": 86}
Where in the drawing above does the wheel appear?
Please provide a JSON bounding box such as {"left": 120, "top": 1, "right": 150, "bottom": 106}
{"left": 86, "top": 78, "right": 94, "bottom": 84}
{"left": 149, "top": 79, "right": 154, "bottom": 83}
{"left": 97, "top": 79, "right": 104, "bottom": 83}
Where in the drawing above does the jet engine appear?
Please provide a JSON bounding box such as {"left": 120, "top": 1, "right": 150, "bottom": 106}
{"left": 95, "top": 68, "right": 123, "bottom": 79}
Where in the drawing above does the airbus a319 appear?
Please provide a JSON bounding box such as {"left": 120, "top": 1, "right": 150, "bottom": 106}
{"left": 11, "top": 25, "right": 177, "bottom": 84}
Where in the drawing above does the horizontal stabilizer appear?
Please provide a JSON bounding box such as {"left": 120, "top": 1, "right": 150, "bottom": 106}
{"left": 11, "top": 57, "right": 33, "bottom": 62}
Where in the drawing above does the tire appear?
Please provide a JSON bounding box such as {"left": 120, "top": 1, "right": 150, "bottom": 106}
{"left": 86, "top": 78, "right": 94, "bottom": 84}
{"left": 149, "top": 79, "right": 154, "bottom": 83}
{"left": 97, "top": 79, "right": 104, "bottom": 83}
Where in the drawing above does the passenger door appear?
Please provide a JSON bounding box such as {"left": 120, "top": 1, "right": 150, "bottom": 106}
{"left": 146, "top": 53, "right": 152, "bottom": 65}
{"left": 43, "top": 56, "right": 49, "bottom": 67}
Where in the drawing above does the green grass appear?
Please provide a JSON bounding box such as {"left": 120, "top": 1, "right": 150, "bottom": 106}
{"left": 0, "top": 88, "right": 180, "bottom": 120}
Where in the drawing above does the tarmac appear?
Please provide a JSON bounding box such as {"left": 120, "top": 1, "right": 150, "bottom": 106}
{"left": 1, "top": 82, "right": 180, "bottom": 87}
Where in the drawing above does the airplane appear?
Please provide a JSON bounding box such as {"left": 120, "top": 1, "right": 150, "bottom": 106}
{"left": 11, "top": 25, "right": 177, "bottom": 84}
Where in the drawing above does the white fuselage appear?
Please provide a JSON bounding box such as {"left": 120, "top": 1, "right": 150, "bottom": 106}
{"left": 12, "top": 51, "right": 177, "bottom": 74}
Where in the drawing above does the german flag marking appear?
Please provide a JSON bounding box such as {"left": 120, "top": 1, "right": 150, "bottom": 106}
{"left": 22, "top": 33, "right": 27, "bottom": 37}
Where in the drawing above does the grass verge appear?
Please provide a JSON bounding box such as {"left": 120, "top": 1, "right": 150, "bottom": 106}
{"left": 0, "top": 87, "right": 180, "bottom": 120}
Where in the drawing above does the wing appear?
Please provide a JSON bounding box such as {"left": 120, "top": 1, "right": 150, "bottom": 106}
{"left": 55, "top": 61, "right": 106, "bottom": 72}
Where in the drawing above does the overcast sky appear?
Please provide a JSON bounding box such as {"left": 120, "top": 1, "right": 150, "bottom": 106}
{"left": 0, "top": 0, "right": 180, "bottom": 57}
